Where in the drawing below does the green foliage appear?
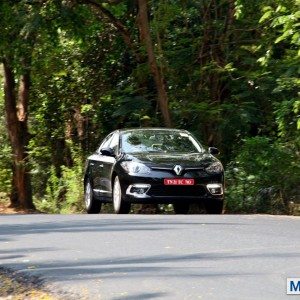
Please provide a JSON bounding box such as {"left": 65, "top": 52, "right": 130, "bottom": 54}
{"left": 0, "top": 72, "right": 11, "bottom": 195}
{"left": 226, "top": 137, "right": 300, "bottom": 213}
{"left": 35, "top": 143, "right": 85, "bottom": 214}
{"left": 1, "top": 0, "right": 300, "bottom": 214}
{"left": 275, "top": 99, "right": 300, "bottom": 142}
{"left": 36, "top": 166, "right": 62, "bottom": 214}
{"left": 60, "top": 146, "right": 85, "bottom": 213}
{"left": 0, "top": 135, "right": 12, "bottom": 195}
{"left": 0, "top": 142, "right": 12, "bottom": 192}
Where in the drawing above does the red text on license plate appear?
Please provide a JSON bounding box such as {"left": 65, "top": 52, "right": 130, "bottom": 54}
{"left": 164, "top": 179, "right": 195, "bottom": 185}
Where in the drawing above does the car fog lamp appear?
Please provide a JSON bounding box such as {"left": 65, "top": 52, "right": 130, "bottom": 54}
{"left": 126, "top": 184, "right": 151, "bottom": 197}
{"left": 132, "top": 187, "right": 147, "bottom": 194}
{"left": 207, "top": 183, "right": 223, "bottom": 195}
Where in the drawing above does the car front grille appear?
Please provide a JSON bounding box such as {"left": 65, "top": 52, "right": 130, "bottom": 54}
{"left": 149, "top": 185, "right": 207, "bottom": 197}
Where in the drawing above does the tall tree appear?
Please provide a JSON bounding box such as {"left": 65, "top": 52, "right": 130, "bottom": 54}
{"left": 80, "top": 0, "right": 172, "bottom": 127}
{"left": 137, "top": 0, "right": 171, "bottom": 127}
{"left": 2, "top": 57, "right": 34, "bottom": 209}
{"left": 0, "top": 1, "right": 38, "bottom": 208}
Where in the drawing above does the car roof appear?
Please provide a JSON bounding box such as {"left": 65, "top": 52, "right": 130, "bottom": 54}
{"left": 118, "top": 128, "right": 190, "bottom": 134}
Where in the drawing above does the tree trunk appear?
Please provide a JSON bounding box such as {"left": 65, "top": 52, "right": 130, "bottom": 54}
{"left": 2, "top": 58, "right": 34, "bottom": 209}
{"left": 83, "top": 0, "right": 143, "bottom": 63}
{"left": 137, "top": 0, "right": 172, "bottom": 127}
{"left": 83, "top": 0, "right": 170, "bottom": 125}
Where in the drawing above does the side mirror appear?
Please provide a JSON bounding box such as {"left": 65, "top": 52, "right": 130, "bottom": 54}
{"left": 208, "top": 147, "right": 220, "bottom": 155}
{"left": 100, "top": 147, "right": 115, "bottom": 157}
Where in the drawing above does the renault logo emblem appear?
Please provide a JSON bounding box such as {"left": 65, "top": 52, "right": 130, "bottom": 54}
{"left": 173, "top": 165, "right": 183, "bottom": 175}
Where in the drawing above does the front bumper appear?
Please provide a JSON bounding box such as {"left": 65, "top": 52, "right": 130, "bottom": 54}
{"left": 118, "top": 171, "right": 224, "bottom": 204}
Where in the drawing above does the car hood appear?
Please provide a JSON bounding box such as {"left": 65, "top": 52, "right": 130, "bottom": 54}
{"left": 123, "top": 152, "right": 220, "bottom": 168}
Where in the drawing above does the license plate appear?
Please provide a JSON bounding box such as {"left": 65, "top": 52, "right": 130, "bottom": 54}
{"left": 164, "top": 179, "right": 195, "bottom": 185}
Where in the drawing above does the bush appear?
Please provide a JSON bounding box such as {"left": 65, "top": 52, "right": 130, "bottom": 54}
{"left": 0, "top": 144, "right": 12, "bottom": 196}
{"left": 225, "top": 137, "right": 300, "bottom": 214}
{"left": 35, "top": 143, "right": 85, "bottom": 213}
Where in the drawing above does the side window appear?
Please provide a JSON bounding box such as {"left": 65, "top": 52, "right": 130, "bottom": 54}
{"left": 109, "top": 133, "right": 119, "bottom": 155}
{"left": 98, "top": 133, "right": 113, "bottom": 153}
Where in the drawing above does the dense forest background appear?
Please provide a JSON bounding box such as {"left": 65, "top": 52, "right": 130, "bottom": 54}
{"left": 0, "top": 0, "right": 299, "bottom": 214}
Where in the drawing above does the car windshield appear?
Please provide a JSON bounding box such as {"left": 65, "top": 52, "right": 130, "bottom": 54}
{"left": 121, "top": 130, "right": 203, "bottom": 154}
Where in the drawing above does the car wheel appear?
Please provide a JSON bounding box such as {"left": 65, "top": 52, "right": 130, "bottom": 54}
{"left": 113, "top": 176, "right": 131, "bottom": 214}
{"left": 173, "top": 202, "right": 189, "bottom": 214}
{"left": 204, "top": 199, "right": 223, "bottom": 214}
{"left": 85, "top": 180, "right": 102, "bottom": 214}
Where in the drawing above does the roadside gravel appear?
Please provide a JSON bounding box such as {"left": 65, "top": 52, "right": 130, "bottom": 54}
{"left": 0, "top": 267, "right": 78, "bottom": 300}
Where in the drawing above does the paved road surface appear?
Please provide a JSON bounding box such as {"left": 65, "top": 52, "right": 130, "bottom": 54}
{"left": 0, "top": 214, "right": 299, "bottom": 299}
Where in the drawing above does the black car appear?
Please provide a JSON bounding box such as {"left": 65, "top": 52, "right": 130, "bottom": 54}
{"left": 84, "top": 128, "right": 224, "bottom": 214}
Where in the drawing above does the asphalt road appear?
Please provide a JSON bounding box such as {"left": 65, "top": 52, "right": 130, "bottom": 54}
{"left": 0, "top": 214, "right": 299, "bottom": 300}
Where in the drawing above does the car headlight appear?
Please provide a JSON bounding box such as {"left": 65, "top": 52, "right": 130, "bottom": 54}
{"left": 121, "top": 161, "right": 151, "bottom": 175}
{"left": 205, "top": 162, "right": 223, "bottom": 174}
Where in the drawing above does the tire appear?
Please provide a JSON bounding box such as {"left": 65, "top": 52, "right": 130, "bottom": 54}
{"left": 173, "top": 202, "right": 189, "bottom": 214}
{"left": 113, "top": 176, "right": 131, "bottom": 214}
{"left": 85, "top": 180, "right": 102, "bottom": 214}
{"left": 204, "top": 199, "right": 223, "bottom": 214}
